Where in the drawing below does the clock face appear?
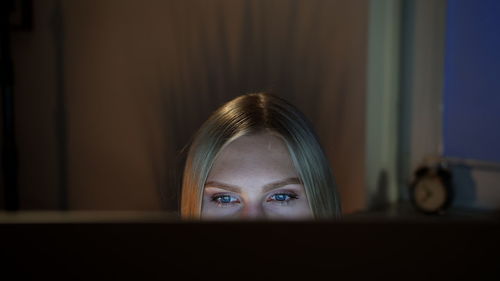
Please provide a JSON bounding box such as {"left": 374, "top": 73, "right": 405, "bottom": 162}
{"left": 413, "top": 175, "right": 447, "bottom": 213}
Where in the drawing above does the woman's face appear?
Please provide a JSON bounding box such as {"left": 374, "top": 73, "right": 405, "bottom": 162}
{"left": 202, "top": 132, "right": 313, "bottom": 220}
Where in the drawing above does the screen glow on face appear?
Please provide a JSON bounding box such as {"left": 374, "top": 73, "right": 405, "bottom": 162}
{"left": 201, "top": 132, "right": 313, "bottom": 220}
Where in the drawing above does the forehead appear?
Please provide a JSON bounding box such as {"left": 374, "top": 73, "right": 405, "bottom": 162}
{"left": 206, "top": 132, "right": 298, "bottom": 184}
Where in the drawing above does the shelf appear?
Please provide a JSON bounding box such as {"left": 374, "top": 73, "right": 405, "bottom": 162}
{"left": 345, "top": 202, "right": 500, "bottom": 221}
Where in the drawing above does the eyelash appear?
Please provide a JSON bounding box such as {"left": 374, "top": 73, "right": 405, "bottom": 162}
{"left": 210, "top": 192, "right": 299, "bottom": 207}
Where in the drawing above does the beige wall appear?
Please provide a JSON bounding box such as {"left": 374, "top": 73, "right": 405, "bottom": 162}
{"left": 9, "top": 0, "right": 368, "bottom": 214}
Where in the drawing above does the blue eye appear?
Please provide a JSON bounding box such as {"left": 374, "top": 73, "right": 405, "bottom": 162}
{"left": 219, "top": 195, "right": 233, "bottom": 203}
{"left": 212, "top": 194, "right": 239, "bottom": 205}
{"left": 269, "top": 193, "right": 298, "bottom": 202}
{"left": 272, "top": 194, "right": 290, "bottom": 201}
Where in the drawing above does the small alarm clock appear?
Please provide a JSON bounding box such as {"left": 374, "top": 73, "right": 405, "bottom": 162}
{"left": 409, "top": 164, "right": 453, "bottom": 215}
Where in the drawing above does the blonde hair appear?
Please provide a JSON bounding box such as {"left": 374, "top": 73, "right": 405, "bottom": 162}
{"left": 181, "top": 93, "right": 341, "bottom": 219}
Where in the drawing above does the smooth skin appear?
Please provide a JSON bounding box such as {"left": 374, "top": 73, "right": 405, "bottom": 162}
{"left": 202, "top": 131, "right": 313, "bottom": 220}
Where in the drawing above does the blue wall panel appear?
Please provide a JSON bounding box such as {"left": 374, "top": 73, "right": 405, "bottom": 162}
{"left": 443, "top": 0, "right": 500, "bottom": 162}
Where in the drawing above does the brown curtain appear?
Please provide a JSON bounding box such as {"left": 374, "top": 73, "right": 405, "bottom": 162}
{"left": 11, "top": 0, "right": 368, "bottom": 214}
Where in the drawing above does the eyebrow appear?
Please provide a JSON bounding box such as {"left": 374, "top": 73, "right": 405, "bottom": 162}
{"left": 204, "top": 177, "right": 302, "bottom": 193}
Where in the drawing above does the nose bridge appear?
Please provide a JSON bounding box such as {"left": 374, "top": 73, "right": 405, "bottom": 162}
{"left": 241, "top": 201, "right": 264, "bottom": 219}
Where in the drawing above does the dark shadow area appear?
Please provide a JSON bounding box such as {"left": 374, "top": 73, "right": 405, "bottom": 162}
{"left": 369, "top": 169, "right": 388, "bottom": 211}
{"left": 450, "top": 164, "right": 477, "bottom": 208}
{"left": 2, "top": 220, "right": 500, "bottom": 279}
